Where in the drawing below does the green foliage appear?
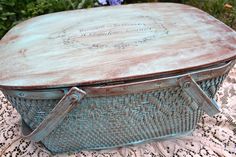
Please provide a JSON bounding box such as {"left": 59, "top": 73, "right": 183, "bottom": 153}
{"left": 0, "top": 0, "right": 96, "bottom": 38}
{"left": 182, "top": 0, "right": 236, "bottom": 29}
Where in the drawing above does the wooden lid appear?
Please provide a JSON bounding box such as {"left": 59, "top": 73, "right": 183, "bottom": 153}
{"left": 0, "top": 3, "right": 236, "bottom": 90}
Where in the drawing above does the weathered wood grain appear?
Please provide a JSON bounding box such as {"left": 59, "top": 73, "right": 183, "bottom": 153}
{"left": 0, "top": 3, "right": 235, "bottom": 89}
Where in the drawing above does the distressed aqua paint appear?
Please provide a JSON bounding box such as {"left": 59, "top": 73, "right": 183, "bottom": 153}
{"left": 3, "top": 71, "right": 228, "bottom": 153}
{"left": 2, "top": 60, "right": 235, "bottom": 153}
{"left": 0, "top": 3, "right": 236, "bottom": 90}
{"left": 0, "top": 3, "right": 236, "bottom": 154}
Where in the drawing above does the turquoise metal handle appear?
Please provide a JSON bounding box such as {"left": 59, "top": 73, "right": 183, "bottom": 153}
{"left": 21, "top": 76, "right": 221, "bottom": 141}
{"left": 179, "top": 75, "right": 220, "bottom": 117}
{"left": 21, "top": 87, "right": 86, "bottom": 142}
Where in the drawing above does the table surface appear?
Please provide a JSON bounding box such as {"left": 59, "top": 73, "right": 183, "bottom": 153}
{"left": 0, "top": 64, "right": 236, "bottom": 156}
{"left": 0, "top": 3, "right": 236, "bottom": 89}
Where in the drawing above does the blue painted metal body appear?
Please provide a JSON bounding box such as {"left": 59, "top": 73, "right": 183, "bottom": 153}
{"left": 0, "top": 3, "right": 236, "bottom": 154}
{"left": 3, "top": 61, "right": 235, "bottom": 153}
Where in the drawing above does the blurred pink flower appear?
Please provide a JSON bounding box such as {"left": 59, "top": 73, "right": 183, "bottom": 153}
{"left": 98, "top": 0, "right": 123, "bottom": 5}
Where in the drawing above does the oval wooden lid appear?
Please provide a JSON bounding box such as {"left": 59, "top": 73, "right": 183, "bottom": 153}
{"left": 0, "top": 3, "right": 236, "bottom": 90}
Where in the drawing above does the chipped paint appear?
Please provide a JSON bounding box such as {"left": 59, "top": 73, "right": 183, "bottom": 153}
{"left": 0, "top": 3, "right": 235, "bottom": 89}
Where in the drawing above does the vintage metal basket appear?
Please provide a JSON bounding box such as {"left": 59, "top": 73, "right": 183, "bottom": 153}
{"left": 0, "top": 3, "right": 236, "bottom": 154}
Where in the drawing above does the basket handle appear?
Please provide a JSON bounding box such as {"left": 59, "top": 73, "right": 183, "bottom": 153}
{"left": 21, "top": 75, "right": 220, "bottom": 141}
{"left": 21, "top": 87, "right": 86, "bottom": 142}
{"left": 179, "top": 75, "right": 220, "bottom": 117}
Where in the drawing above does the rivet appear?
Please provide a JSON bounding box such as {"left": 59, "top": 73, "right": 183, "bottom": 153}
{"left": 19, "top": 93, "right": 25, "bottom": 97}
{"left": 71, "top": 94, "right": 78, "bottom": 102}
{"left": 183, "top": 81, "right": 191, "bottom": 88}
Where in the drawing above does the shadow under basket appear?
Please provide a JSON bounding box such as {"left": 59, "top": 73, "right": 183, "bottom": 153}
{"left": 2, "top": 61, "right": 235, "bottom": 153}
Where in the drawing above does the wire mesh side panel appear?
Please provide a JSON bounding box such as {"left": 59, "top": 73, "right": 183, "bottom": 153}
{"left": 3, "top": 74, "right": 226, "bottom": 153}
